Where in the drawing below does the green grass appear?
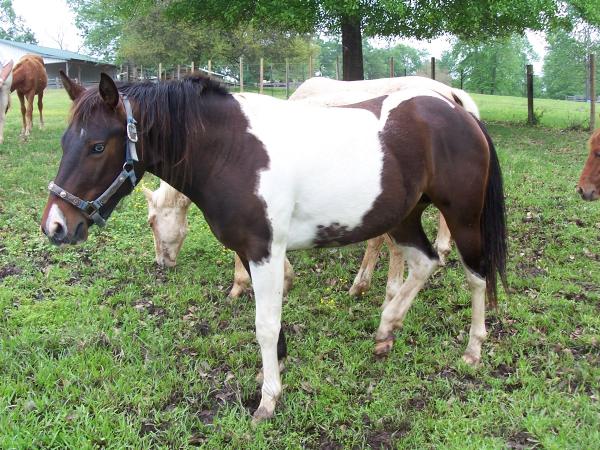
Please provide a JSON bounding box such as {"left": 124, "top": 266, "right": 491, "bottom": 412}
{"left": 0, "top": 89, "right": 599, "bottom": 449}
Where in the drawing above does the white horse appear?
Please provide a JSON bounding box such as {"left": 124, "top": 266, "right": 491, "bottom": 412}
{"left": 0, "top": 59, "right": 14, "bottom": 144}
{"left": 143, "top": 76, "right": 481, "bottom": 301}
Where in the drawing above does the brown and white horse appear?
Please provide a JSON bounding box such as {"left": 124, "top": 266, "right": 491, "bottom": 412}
{"left": 41, "top": 73, "right": 507, "bottom": 422}
{"left": 11, "top": 54, "right": 47, "bottom": 138}
{"left": 144, "top": 76, "right": 481, "bottom": 301}
{"left": 0, "top": 59, "right": 13, "bottom": 144}
{"left": 577, "top": 127, "right": 600, "bottom": 201}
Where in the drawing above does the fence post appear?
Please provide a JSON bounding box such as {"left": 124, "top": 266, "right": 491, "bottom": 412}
{"left": 191, "top": 61, "right": 194, "bottom": 74}
{"left": 335, "top": 56, "right": 340, "bottom": 80}
{"left": 259, "top": 57, "right": 264, "bottom": 94}
{"left": 158, "top": 63, "right": 162, "bottom": 80}
{"left": 140, "top": 65, "right": 143, "bottom": 80}
{"left": 239, "top": 57, "right": 244, "bottom": 92}
{"left": 430, "top": 57, "right": 436, "bottom": 80}
{"left": 389, "top": 56, "right": 394, "bottom": 78}
{"left": 308, "top": 54, "right": 313, "bottom": 79}
{"left": 526, "top": 64, "right": 535, "bottom": 125}
{"left": 285, "top": 58, "right": 289, "bottom": 99}
{"left": 208, "top": 59, "right": 212, "bottom": 75}
{"left": 590, "top": 54, "right": 596, "bottom": 130}
{"left": 177, "top": 64, "right": 181, "bottom": 80}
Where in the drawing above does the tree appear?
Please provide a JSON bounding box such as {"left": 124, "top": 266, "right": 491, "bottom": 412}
{"left": 543, "top": 27, "right": 600, "bottom": 99}
{"left": 441, "top": 35, "right": 536, "bottom": 96}
{"left": 165, "top": 0, "right": 598, "bottom": 81}
{"left": 0, "top": 0, "right": 37, "bottom": 43}
{"left": 69, "top": 0, "right": 314, "bottom": 73}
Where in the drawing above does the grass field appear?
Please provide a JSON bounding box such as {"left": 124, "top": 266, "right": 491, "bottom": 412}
{"left": 0, "top": 89, "right": 598, "bottom": 449}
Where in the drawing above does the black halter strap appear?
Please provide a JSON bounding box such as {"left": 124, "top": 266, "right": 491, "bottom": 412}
{"left": 48, "top": 95, "right": 139, "bottom": 227}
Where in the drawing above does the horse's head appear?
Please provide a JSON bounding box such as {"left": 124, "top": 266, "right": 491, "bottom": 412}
{"left": 41, "top": 72, "right": 143, "bottom": 245}
{"left": 577, "top": 129, "right": 600, "bottom": 201}
{"left": 143, "top": 182, "right": 191, "bottom": 267}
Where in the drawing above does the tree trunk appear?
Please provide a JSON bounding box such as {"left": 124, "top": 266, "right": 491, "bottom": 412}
{"left": 341, "top": 15, "right": 364, "bottom": 81}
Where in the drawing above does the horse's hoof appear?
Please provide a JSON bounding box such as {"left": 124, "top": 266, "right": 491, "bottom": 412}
{"left": 228, "top": 287, "right": 243, "bottom": 298}
{"left": 374, "top": 336, "right": 394, "bottom": 357}
{"left": 349, "top": 280, "right": 369, "bottom": 297}
{"left": 461, "top": 352, "right": 481, "bottom": 367}
{"left": 252, "top": 406, "right": 274, "bottom": 425}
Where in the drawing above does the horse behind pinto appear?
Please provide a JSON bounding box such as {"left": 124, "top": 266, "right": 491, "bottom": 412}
{"left": 10, "top": 54, "right": 47, "bottom": 138}
{"left": 41, "top": 74, "right": 508, "bottom": 422}
{"left": 577, "top": 127, "right": 600, "bottom": 201}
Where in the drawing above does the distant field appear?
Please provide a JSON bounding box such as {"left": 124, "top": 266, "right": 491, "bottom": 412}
{"left": 472, "top": 93, "right": 595, "bottom": 130}
{"left": 0, "top": 89, "right": 598, "bottom": 448}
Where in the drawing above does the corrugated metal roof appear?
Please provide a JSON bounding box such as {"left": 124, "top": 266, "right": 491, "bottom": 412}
{"left": 0, "top": 39, "right": 113, "bottom": 65}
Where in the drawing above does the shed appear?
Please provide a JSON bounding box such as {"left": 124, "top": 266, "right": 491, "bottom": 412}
{"left": 0, "top": 39, "right": 117, "bottom": 87}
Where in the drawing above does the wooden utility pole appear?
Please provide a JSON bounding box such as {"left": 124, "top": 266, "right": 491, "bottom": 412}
{"left": 285, "top": 58, "right": 290, "bottom": 98}
{"left": 526, "top": 64, "right": 535, "bottom": 125}
{"left": 239, "top": 57, "right": 244, "bottom": 92}
{"left": 430, "top": 57, "right": 436, "bottom": 80}
{"left": 590, "top": 54, "right": 596, "bottom": 130}
{"left": 259, "top": 57, "right": 264, "bottom": 94}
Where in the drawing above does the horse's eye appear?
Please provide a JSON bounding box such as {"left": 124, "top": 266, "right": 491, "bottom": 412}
{"left": 92, "top": 143, "right": 105, "bottom": 154}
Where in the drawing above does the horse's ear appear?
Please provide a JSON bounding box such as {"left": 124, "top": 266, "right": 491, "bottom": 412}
{"left": 59, "top": 70, "right": 85, "bottom": 101}
{"left": 99, "top": 72, "right": 119, "bottom": 109}
{"left": 0, "top": 59, "right": 13, "bottom": 82}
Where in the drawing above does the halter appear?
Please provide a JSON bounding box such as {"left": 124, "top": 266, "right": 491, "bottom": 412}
{"left": 48, "top": 95, "right": 140, "bottom": 227}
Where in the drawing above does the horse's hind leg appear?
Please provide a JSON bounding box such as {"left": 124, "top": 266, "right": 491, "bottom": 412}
{"left": 17, "top": 92, "right": 26, "bottom": 136}
{"left": 349, "top": 235, "right": 384, "bottom": 296}
{"left": 433, "top": 212, "right": 452, "bottom": 265}
{"left": 37, "top": 91, "right": 44, "bottom": 129}
{"left": 25, "top": 91, "right": 34, "bottom": 136}
{"left": 374, "top": 206, "right": 439, "bottom": 356}
{"left": 442, "top": 211, "right": 487, "bottom": 366}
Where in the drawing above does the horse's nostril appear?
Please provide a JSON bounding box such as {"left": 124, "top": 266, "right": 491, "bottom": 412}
{"left": 51, "top": 222, "right": 66, "bottom": 239}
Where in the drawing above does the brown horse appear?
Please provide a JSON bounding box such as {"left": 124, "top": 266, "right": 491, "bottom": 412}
{"left": 10, "top": 54, "right": 47, "bottom": 137}
{"left": 577, "top": 127, "right": 600, "bottom": 201}
{"left": 41, "top": 73, "right": 507, "bottom": 422}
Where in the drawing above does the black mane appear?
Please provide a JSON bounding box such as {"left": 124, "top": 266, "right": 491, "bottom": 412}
{"left": 70, "top": 74, "right": 232, "bottom": 188}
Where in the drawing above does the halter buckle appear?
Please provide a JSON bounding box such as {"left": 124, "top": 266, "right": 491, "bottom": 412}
{"left": 127, "top": 121, "right": 138, "bottom": 143}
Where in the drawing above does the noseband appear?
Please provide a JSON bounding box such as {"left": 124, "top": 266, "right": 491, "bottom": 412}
{"left": 48, "top": 96, "right": 139, "bottom": 227}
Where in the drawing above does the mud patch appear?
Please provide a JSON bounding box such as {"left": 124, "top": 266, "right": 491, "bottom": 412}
{"left": 0, "top": 264, "right": 22, "bottom": 281}
{"left": 506, "top": 431, "right": 540, "bottom": 449}
{"left": 362, "top": 418, "right": 411, "bottom": 450}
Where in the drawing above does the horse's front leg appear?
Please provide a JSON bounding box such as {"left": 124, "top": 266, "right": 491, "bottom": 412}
{"left": 250, "top": 243, "right": 286, "bottom": 423}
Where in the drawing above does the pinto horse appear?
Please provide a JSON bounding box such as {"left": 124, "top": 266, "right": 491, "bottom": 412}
{"left": 0, "top": 59, "right": 13, "bottom": 144}
{"left": 143, "top": 76, "right": 481, "bottom": 300}
{"left": 41, "top": 73, "right": 507, "bottom": 422}
{"left": 11, "top": 54, "right": 47, "bottom": 138}
{"left": 577, "top": 127, "right": 600, "bottom": 201}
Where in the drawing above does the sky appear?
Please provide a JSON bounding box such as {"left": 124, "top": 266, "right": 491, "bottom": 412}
{"left": 11, "top": 0, "right": 547, "bottom": 73}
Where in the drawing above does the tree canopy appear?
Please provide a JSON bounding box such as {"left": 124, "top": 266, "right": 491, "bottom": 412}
{"left": 0, "top": 0, "right": 37, "bottom": 44}
{"left": 441, "top": 35, "right": 536, "bottom": 96}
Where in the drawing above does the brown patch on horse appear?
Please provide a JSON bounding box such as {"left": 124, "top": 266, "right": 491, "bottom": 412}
{"left": 577, "top": 128, "right": 600, "bottom": 200}
{"left": 337, "top": 95, "right": 387, "bottom": 118}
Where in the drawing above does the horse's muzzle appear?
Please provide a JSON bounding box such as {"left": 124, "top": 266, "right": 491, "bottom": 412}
{"left": 577, "top": 185, "right": 598, "bottom": 201}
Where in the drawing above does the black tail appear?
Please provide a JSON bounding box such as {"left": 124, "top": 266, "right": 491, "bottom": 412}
{"left": 476, "top": 120, "right": 508, "bottom": 308}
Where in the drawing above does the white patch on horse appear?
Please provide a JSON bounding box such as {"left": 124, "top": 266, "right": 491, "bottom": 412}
{"left": 45, "top": 203, "right": 67, "bottom": 238}
{"left": 234, "top": 93, "right": 384, "bottom": 250}
{"left": 380, "top": 89, "right": 456, "bottom": 130}
{"left": 79, "top": 128, "right": 86, "bottom": 139}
